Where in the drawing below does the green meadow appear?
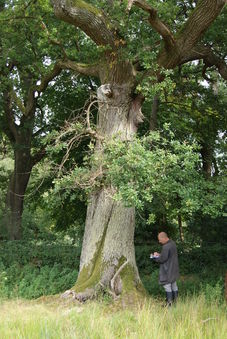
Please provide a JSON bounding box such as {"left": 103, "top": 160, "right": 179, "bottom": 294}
{"left": 0, "top": 296, "right": 226, "bottom": 339}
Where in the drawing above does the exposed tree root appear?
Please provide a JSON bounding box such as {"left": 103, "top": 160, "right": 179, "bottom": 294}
{"left": 60, "top": 259, "right": 141, "bottom": 303}
{"left": 61, "top": 288, "right": 96, "bottom": 302}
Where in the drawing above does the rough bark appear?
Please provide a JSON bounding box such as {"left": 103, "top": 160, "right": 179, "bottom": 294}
{"left": 62, "top": 62, "right": 145, "bottom": 301}
{"left": 5, "top": 152, "right": 32, "bottom": 239}
{"left": 73, "top": 188, "right": 142, "bottom": 301}
{"left": 132, "top": 0, "right": 226, "bottom": 78}
{"left": 3, "top": 124, "right": 46, "bottom": 239}
{"left": 177, "top": 0, "right": 226, "bottom": 54}
{"left": 51, "top": 0, "right": 115, "bottom": 47}
{"left": 3, "top": 113, "right": 34, "bottom": 239}
{"left": 128, "top": 0, "right": 175, "bottom": 50}
{"left": 181, "top": 45, "right": 227, "bottom": 80}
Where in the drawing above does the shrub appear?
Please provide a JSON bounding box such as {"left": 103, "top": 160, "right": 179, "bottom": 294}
{"left": 0, "top": 240, "right": 81, "bottom": 268}
{"left": 0, "top": 240, "right": 226, "bottom": 300}
{"left": 0, "top": 240, "right": 80, "bottom": 299}
{"left": 201, "top": 279, "right": 224, "bottom": 304}
{"left": 0, "top": 261, "right": 78, "bottom": 299}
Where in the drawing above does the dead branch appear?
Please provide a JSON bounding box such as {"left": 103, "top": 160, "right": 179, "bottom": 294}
{"left": 86, "top": 100, "right": 99, "bottom": 131}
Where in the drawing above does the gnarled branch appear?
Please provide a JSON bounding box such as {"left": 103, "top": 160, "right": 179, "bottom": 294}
{"left": 36, "top": 62, "right": 62, "bottom": 93}
{"left": 51, "top": 0, "right": 115, "bottom": 47}
{"left": 58, "top": 59, "right": 99, "bottom": 78}
{"left": 177, "top": 0, "right": 226, "bottom": 53}
{"left": 156, "top": 1, "right": 226, "bottom": 74}
{"left": 128, "top": 0, "right": 175, "bottom": 50}
{"left": 10, "top": 89, "right": 26, "bottom": 115}
{"left": 181, "top": 45, "right": 227, "bottom": 80}
{"left": 36, "top": 59, "right": 99, "bottom": 96}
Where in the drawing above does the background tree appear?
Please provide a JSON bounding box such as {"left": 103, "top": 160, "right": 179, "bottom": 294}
{"left": 21, "top": 72, "right": 94, "bottom": 241}
{"left": 0, "top": 0, "right": 86, "bottom": 239}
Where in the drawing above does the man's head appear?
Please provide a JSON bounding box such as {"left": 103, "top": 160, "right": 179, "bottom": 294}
{"left": 158, "top": 232, "right": 169, "bottom": 244}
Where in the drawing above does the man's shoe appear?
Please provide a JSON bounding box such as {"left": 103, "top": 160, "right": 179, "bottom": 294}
{"left": 165, "top": 292, "right": 173, "bottom": 307}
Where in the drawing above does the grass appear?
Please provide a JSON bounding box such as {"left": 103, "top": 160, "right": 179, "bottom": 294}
{"left": 0, "top": 295, "right": 226, "bottom": 339}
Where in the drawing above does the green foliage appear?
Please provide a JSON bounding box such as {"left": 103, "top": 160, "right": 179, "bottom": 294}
{"left": 177, "top": 243, "right": 227, "bottom": 275}
{"left": 45, "top": 123, "right": 226, "bottom": 242}
{"left": 0, "top": 240, "right": 80, "bottom": 299}
{"left": 157, "top": 64, "right": 227, "bottom": 167}
{"left": 102, "top": 129, "right": 201, "bottom": 211}
{"left": 135, "top": 244, "right": 160, "bottom": 276}
{"left": 0, "top": 157, "right": 13, "bottom": 205}
{"left": 202, "top": 279, "right": 224, "bottom": 304}
{"left": 0, "top": 240, "right": 80, "bottom": 267}
{"left": 54, "top": 127, "right": 225, "bottom": 218}
{"left": 187, "top": 215, "right": 227, "bottom": 243}
{"left": 0, "top": 239, "right": 226, "bottom": 300}
{"left": 0, "top": 262, "right": 78, "bottom": 299}
{"left": 0, "top": 153, "right": 14, "bottom": 234}
{"left": 137, "top": 69, "right": 176, "bottom": 102}
{"left": 0, "top": 138, "right": 14, "bottom": 202}
{"left": 141, "top": 270, "right": 163, "bottom": 296}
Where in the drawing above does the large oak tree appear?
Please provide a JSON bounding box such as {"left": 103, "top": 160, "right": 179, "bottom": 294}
{"left": 50, "top": 0, "right": 226, "bottom": 300}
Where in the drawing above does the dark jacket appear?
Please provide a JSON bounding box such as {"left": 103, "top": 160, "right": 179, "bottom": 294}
{"left": 155, "top": 239, "right": 179, "bottom": 285}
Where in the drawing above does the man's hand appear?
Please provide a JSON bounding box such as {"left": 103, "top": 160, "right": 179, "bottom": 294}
{"left": 154, "top": 252, "right": 160, "bottom": 256}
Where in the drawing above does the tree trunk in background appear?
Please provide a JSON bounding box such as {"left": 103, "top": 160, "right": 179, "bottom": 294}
{"left": 149, "top": 95, "right": 159, "bottom": 131}
{"left": 200, "top": 143, "right": 213, "bottom": 178}
{"left": 4, "top": 128, "right": 33, "bottom": 240}
{"left": 70, "top": 62, "right": 145, "bottom": 300}
{"left": 178, "top": 214, "right": 184, "bottom": 242}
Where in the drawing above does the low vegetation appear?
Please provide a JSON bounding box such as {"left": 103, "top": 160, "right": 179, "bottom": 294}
{"left": 0, "top": 296, "right": 226, "bottom": 339}
{"left": 0, "top": 240, "right": 226, "bottom": 300}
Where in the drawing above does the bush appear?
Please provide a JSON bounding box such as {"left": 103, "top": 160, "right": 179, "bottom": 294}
{"left": 0, "top": 261, "right": 78, "bottom": 299}
{"left": 0, "top": 240, "right": 226, "bottom": 301}
{"left": 0, "top": 240, "right": 80, "bottom": 299}
{"left": 0, "top": 240, "right": 81, "bottom": 268}
{"left": 141, "top": 270, "right": 163, "bottom": 296}
{"left": 178, "top": 243, "right": 227, "bottom": 275}
{"left": 201, "top": 279, "right": 224, "bottom": 304}
{"left": 135, "top": 243, "right": 161, "bottom": 275}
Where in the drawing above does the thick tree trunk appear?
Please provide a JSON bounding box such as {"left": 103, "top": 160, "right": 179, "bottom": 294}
{"left": 64, "top": 63, "right": 145, "bottom": 301}
{"left": 4, "top": 133, "right": 32, "bottom": 240}
{"left": 74, "top": 188, "right": 142, "bottom": 300}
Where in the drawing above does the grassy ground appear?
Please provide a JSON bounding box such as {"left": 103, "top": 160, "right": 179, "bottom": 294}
{"left": 0, "top": 295, "right": 226, "bottom": 339}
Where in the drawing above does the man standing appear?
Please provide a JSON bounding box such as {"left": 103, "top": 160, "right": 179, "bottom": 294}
{"left": 151, "top": 232, "right": 179, "bottom": 306}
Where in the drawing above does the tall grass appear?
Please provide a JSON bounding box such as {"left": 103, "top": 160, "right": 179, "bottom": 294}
{"left": 0, "top": 296, "right": 226, "bottom": 339}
